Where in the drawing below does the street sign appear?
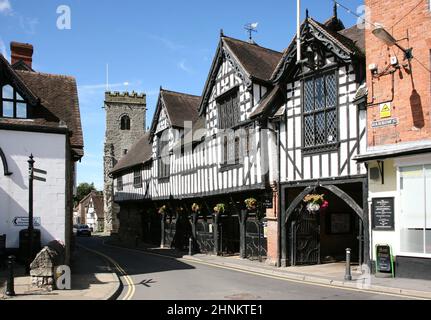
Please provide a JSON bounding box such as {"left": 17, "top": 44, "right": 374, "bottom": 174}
{"left": 371, "top": 118, "right": 399, "bottom": 129}
{"left": 33, "top": 169, "right": 47, "bottom": 175}
{"left": 13, "top": 217, "right": 41, "bottom": 227}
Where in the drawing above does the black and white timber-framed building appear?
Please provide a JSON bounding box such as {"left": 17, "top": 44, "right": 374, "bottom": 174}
{"left": 110, "top": 10, "right": 371, "bottom": 268}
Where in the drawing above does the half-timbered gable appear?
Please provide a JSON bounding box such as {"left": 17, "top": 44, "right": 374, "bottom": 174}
{"left": 149, "top": 89, "right": 201, "bottom": 200}
{"left": 268, "top": 17, "right": 367, "bottom": 183}
{"left": 197, "top": 34, "right": 282, "bottom": 195}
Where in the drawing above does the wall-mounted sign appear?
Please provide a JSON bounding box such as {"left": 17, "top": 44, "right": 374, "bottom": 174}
{"left": 13, "top": 217, "right": 41, "bottom": 227}
{"left": 376, "top": 244, "right": 395, "bottom": 278}
{"left": 372, "top": 198, "right": 395, "bottom": 231}
{"left": 379, "top": 102, "right": 392, "bottom": 119}
{"left": 371, "top": 118, "right": 399, "bottom": 129}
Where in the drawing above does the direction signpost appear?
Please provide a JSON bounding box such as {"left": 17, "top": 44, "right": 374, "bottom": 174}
{"left": 25, "top": 155, "right": 47, "bottom": 274}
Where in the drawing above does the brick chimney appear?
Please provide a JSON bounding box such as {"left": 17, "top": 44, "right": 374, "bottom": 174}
{"left": 10, "top": 42, "right": 33, "bottom": 68}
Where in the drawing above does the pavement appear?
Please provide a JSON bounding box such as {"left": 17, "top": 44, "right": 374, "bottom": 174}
{"left": 106, "top": 237, "right": 431, "bottom": 300}
{"left": 0, "top": 239, "right": 121, "bottom": 300}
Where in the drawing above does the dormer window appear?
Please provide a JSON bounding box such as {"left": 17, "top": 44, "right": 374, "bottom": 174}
{"left": 120, "top": 115, "right": 131, "bottom": 131}
{"left": 1, "top": 84, "right": 28, "bottom": 119}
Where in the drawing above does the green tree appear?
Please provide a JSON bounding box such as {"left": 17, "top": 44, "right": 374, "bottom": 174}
{"left": 74, "top": 182, "right": 97, "bottom": 206}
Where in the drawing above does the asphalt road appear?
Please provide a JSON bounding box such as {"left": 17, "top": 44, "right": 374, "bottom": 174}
{"left": 78, "top": 236, "right": 412, "bottom": 301}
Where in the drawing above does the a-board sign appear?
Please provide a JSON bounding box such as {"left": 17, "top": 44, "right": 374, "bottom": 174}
{"left": 372, "top": 197, "right": 395, "bottom": 231}
{"left": 376, "top": 244, "right": 395, "bottom": 278}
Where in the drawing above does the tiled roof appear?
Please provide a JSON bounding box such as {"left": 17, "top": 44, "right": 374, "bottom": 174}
{"left": 111, "top": 132, "right": 153, "bottom": 175}
{"left": 15, "top": 70, "right": 84, "bottom": 157}
{"left": 161, "top": 89, "right": 201, "bottom": 128}
{"left": 222, "top": 36, "right": 283, "bottom": 82}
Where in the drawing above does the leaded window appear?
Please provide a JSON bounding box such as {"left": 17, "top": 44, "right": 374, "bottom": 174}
{"left": 217, "top": 87, "right": 240, "bottom": 129}
{"left": 303, "top": 72, "right": 338, "bottom": 150}
{"left": 133, "top": 169, "right": 142, "bottom": 188}
{"left": 1, "top": 84, "right": 28, "bottom": 119}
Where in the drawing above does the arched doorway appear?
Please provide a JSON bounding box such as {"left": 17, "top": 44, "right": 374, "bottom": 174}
{"left": 284, "top": 182, "right": 367, "bottom": 267}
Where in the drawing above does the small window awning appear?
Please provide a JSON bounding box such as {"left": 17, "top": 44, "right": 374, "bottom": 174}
{"left": 354, "top": 140, "right": 431, "bottom": 162}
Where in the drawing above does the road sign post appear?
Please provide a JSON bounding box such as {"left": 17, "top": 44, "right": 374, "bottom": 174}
{"left": 25, "top": 155, "right": 47, "bottom": 274}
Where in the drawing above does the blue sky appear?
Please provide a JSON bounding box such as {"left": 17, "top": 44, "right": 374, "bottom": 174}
{"left": 0, "top": 0, "right": 363, "bottom": 190}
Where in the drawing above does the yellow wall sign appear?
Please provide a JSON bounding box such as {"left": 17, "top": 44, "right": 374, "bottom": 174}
{"left": 380, "top": 103, "right": 392, "bottom": 119}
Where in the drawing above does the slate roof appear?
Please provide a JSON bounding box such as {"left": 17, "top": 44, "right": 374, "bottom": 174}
{"left": 0, "top": 54, "right": 84, "bottom": 158}
{"left": 111, "top": 132, "right": 153, "bottom": 175}
{"left": 222, "top": 36, "right": 283, "bottom": 82}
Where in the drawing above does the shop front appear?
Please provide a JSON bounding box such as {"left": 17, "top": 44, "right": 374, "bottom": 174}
{"left": 356, "top": 148, "right": 431, "bottom": 280}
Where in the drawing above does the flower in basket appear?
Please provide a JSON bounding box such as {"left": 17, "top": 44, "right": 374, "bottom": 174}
{"left": 245, "top": 198, "right": 258, "bottom": 211}
{"left": 214, "top": 203, "right": 225, "bottom": 215}
{"left": 321, "top": 200, "right": 329, "bottom": 211}
{"left": 303, "top": 194, "right": 325, "bottom": 214}
{"left": 191, "top": 203, "right": 201, "bottom": 213}
{"left": 158, "top": 205, "right": 167, "bottom": 215}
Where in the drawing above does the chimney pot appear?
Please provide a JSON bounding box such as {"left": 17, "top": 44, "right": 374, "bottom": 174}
{"left": 10, "top": 42, "right": 33, "bottom": 69}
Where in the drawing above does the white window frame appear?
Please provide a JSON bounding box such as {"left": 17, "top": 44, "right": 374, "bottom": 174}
{"left": 395, "top": 155, "right": 431, "bottom": 258}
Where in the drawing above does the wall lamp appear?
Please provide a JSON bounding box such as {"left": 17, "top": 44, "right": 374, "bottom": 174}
{"left": 372, "top": 25, "right": 413, "bottom": 61}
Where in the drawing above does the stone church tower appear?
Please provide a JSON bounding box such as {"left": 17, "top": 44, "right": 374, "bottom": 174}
{"left": 103, "top": 91, "right": 146, "bottom": 234}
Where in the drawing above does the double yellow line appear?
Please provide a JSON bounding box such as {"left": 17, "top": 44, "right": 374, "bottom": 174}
{"left": 79, "top": 245, "right": 135, "bottom": 300}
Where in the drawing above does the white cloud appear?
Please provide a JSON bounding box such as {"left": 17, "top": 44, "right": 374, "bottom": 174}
{"left": 0, "top": 0, "right": 12, "bottom": 15}
{"left": 178, "top": 60, "right": 193, "bottom": 74}
{"left": 19, "top": 16, "right": 39, "bottom": 34}
{"left": 148, "top": 34, "right": 185, "bottom": 51}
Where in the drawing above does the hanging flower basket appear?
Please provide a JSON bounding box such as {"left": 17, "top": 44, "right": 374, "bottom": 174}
{"left": 244, "top": 198, "right": 258, "bottom": 212}
{"left": 191, "top": 203, "right": 201, "bottom": 213}
{"left": 158, "top": 205, "right": 167, "bottom": 215}
{"left": 214, "top": 203, "right": 225, "bottom": 215}
{"left": 303, "top": 194, "right": 328, "bottom": 214}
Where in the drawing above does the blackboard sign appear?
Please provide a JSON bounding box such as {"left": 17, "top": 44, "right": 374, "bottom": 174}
{"left": 372, "top": 198, "right": 395, "bottom": 231}
{"left": 264, "top": 194, "right": 273, "bottom": 209}
{"left": 376, "top": 244, "right": 394, "bottom": 278}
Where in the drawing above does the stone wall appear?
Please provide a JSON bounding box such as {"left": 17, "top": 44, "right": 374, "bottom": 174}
{"left": 103, "top": 91, "right": 147, "bottom": 234}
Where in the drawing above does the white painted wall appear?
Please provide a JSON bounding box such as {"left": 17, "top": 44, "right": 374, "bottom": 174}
{"left": 0, "top": 129, "right": 66, "bottom": 249}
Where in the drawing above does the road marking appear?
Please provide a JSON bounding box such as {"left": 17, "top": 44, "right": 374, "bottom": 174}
{"left": 78, "top": 245, "right": 135, "bottom": 300}
{"left": 101, "top": 241, "right": 428, "bottom": 300}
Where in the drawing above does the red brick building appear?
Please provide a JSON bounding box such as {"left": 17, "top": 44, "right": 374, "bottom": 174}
{"left": 356, "top": 0, "right": 431, "bottom": 279}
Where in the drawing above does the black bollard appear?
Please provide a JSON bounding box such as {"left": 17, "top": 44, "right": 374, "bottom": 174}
{"left": 345, "top": 248, "right": 352, "bottom": 281}
{"left": 6, "top": 255, "right": 16, "bottom": 297}
{"left": 188, "top": 237, "right": 193, "bottom": 256}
